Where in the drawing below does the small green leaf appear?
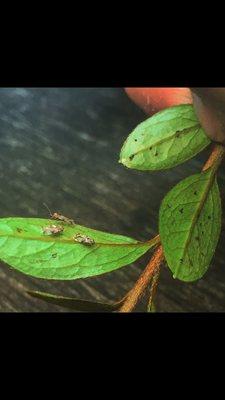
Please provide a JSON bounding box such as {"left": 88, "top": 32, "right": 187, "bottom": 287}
{"left": 0, "top": 218, "right": 159, "bottom": 280}
{"left": 27, "top": 290, "right": 123, "bottom": 312}
{"left": 120, "top": 104, "right": 210, "bottom": 171}
{"left": 159, "top": 168, "right": 221, "bottom": 281}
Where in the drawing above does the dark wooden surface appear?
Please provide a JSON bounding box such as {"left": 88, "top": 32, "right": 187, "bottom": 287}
{"left": 0, "top": 88, "right": 225, "bottom": 312}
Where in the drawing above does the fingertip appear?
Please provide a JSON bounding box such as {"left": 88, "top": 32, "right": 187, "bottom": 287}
{"left": 125, "top": 87, "right": 193, "bottom": 115}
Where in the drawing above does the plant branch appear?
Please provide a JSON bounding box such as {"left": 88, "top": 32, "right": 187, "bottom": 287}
{"left": 202, "top": 143, "right": 225, "bottom": 172}
{"left": 147, "top": 263, "right": 161, "bottom": 312}
{"left": 119, "top": 143, "right": 225, "bottom": 313}
{"left": 119, "top": 245, "right": 164, "bottom": 312}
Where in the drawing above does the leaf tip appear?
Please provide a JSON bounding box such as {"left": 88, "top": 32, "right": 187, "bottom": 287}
{"left": 119, "top": 157, "right": 130, "bottom": 168}
{"left": 119, "top": 157, "right": 127, "bottom": 166}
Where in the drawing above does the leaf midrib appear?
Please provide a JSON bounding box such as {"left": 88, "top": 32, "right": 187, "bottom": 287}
{"left": 124, "top": 124, "right": 200, "bottom": 161}
{"left": 175, "top": 170, "right": 215, "bottom": 277}
{"left": 0, "top": 232, "right": 158, "bottom": 248}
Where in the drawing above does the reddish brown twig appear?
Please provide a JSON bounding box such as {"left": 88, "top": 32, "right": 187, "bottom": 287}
{"left": 202, "top": 144, "right": 225, "bottom": 172}
{"left": 119, "top": 246, "right": 164, "bottom": 312}
{"left": 147, "top": 263, "right": 161, "bottom": 312}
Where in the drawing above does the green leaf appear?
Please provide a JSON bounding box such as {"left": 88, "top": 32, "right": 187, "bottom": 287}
{"left": 0, "top": 218, "right": 159, "bottom": 280}
{"left": 119, "top": 104, "right": 210, "bottom": 171}
{"left": 159, "top": 168, "right": 221, "bottom": 282}
{"left": 27, "top": 290, "right": 123, "bottom": 312}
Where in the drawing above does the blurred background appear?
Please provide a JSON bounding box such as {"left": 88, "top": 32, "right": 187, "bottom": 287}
{"left": 0, "top": 87, "right": 224, "bottom": 312}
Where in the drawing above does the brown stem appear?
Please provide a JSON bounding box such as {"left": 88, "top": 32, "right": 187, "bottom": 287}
{"left": 119, "top": 246, "right": 164, "bottom": 312}
{"left": 147, "top": 263, "right": 161, "bottom": 312}
{"left": 202, "top": 143, "right": 225, "bottom": 172}
{"left": 119, "top": 143, "right": 225, "bottom": 313}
